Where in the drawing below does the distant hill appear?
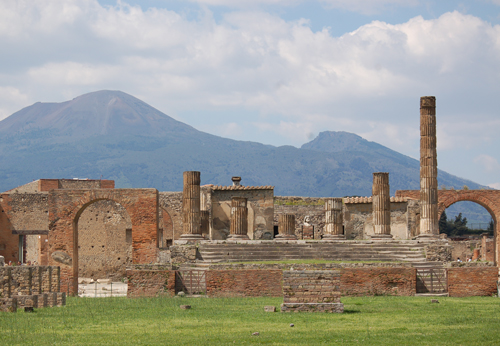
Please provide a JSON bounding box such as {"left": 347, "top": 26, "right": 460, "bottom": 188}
{"left": 0, "top": 90, "right": 485, "bottom": 197}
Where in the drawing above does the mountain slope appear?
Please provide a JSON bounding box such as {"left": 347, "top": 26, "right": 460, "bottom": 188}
{"left": 0, "top": 90, "right": 485, "bottom": 196}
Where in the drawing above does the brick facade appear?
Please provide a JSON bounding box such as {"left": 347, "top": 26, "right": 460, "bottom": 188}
{"left": 281, "top": 270, "right": 344, "bottom": 313}
{"left": 340, "top": 268, "right": 416, "bottom": 296}
{"left": 206, "top": 270, "right": 282, "bottom": 297}
{"left": 447, "top": 267, "right": 498, "bottom": 297}
{"left": 126, "top": 269, "right": 176, "bottom": 297}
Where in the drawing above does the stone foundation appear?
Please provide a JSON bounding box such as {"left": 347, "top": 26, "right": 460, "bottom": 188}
{"left": 281, "top": 270, "right": 343, "bottom": 313}
{"left": 281, "top": 303, "right": 344, "bottom": 313}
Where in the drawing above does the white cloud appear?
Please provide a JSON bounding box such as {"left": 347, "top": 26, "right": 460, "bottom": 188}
{"left": 474, "top": 154, "right": 500, "bottom": 173}
{"left": 0, "top": 1, "right": 499, "bottom": 161}
{"left": 488, "top": 183, "right": 500, "bottom": 189}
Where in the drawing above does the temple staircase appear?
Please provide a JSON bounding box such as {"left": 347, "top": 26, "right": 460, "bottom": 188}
{"left": 198, "top": 242, "right": 426, "bottom": 263}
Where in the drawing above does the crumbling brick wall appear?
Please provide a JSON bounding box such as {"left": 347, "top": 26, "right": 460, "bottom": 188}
{"left": 206, "top": 270, "right": 283, "bottom": 297}
{"left": 126, "top": 268, "right": 175, "bottom": 297}
{"left": 340, "top": 268, "right": 416, "bottom": 296}
{"left": 448, "top": 267, "right": 498, "bottom": 297}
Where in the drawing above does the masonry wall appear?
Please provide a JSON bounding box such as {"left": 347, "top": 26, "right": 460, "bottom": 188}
{"left": 78, "top": 200, "right": 132, "bottom": 280}
{"left": 340, "top": 268, "right": 416, "bottom": 296}
{"left": 211, "top": 189, "right": 274, "bottom": 240}
{"left": 0, "top": 266, "right": 60, "bottom": 297}
{"left": 274, "top": 196, "right": 416, "bottom": 240}
{"left": 447, "top": 267, "right": 498, "bottom": 297}
{"left": 0, "top": 193, "right": 49, "bottom": 263}
{"left": 159, "top": 192, "right": 183, "bottom": 243}
{"left": 274, "top": 197, "right": 325, "bottom": 239}
{"left": 282, "top": 270, "right": 341, "bottom": 303}
{"left": 126, "top": 268, "right": 176, "bottom": 297}
{"left": 206, "top": 270, "right": 283, "bottom": 297}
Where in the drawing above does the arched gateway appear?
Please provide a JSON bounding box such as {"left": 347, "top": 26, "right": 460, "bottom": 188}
{"left": 48, "top": 188, "right": 158, "bottom": 295}
{"left": 397, "top": 189, "right": 500, "bottom": 264}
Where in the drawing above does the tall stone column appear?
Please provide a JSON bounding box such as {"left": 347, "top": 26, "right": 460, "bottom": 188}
{"left": 323, "top": 198, "right": 345, "bottom": 240}
{"left": 276, "top": 214, "right": 297, "bottom": 240}
{"left": 227, "top": 197, "right": 249, "bottom": 240}
{"left": 180, "top": 171, "right": 204, "bottom": 240}
{"left": 371, "top": 172, "right": 392, "bottom": 239}
{"left": 419, "top": 96, "right": 439, "bottom": 238}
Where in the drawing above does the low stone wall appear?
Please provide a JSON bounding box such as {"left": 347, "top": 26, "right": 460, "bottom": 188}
{"left": 281, "top": 270, "right": 343, "bottom": 313}
{"left": 424, "top": 243, "right": 452, "bottom": 262}
{"left": 340, "top": 268, "right": 416, "bottom": 296}
{"left": 0, "top": 297, "right": 17, "bottom": 312}
{"left": 447, "top": 267, "right": 498, "bottom": 297}
{"left": 0, "top": 266, "right": 60, "bottom": 297}
{"left": 206, "top": 270, "right": 282, "bottom": 297}
{"left": 126, "top": 269, "right": 176, "bottom": 298}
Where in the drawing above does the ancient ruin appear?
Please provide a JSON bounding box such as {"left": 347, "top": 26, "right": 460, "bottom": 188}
{"left": 1, "top": 96, "right": 499, "bottom": 301}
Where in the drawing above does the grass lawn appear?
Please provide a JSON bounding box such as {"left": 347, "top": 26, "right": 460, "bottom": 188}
{"left": 1, "top": 296, "right": 499, "bottom": 345}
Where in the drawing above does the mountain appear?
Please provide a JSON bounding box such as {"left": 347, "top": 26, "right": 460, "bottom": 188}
{"left": 0, "top": 90, "right": 485, "bottom": 197}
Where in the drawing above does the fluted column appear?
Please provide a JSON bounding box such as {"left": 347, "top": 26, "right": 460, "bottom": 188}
{"left": 276, "top": 214, "right": 297, "bottom": 240}
{"left": 322, "top": 198, "right": 345, "bottom": 240}
{"left": 227, "top": 197, "right": 249, "bottom": 240}
{"left": 180, "top": 171, "right": 204, "bottom": 240}
{"left": 419, "top": 96, "right": 439, "bottom": 238}
{"left": 371, "top": 172, "right": 392, "bottom": 239}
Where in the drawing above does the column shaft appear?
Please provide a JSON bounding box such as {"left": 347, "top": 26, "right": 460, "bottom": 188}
{"left": 323, "top": 198, "right": 345, "bottom": 240}
{"left": 276, "top": 214, "right": 297, "bottom": 240}
{"left": 419, "top": 96, "right": 439, "bottom": 237}
{"left": 180, "top": 171, "right": 203, "bottom": 240}
{"left": 228, "top": 197, "right": 249, "bottom": 240}
{"left": 372, "top": 172, "right": 392, "bottom": 239}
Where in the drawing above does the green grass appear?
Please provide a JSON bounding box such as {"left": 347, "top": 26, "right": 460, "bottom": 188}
{"left": 1, "top": 296, "right": 499, "bottom": 345}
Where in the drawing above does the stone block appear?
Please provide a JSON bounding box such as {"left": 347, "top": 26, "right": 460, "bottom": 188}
{"left": 0, "top": 297, "right": 17, "bottom": 312}
{"left": 281, "top": 303, "right": 344, "bottom": 313}
{"left": 264, "top": 305, "right": 276, "bottom": 312}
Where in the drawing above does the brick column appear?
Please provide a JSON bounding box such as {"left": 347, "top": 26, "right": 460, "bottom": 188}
{"left": 227, "top": 197, "right": 249, "bottom": 240}
{"left": 276, "top": 214, "right": 297, "bottom": 240}
{"left": 419, "top": 96, "right": 439, "bottom": 239}
{"left": 323, "top": 198, "right": 345, "bottom": 240}
{"left": 371, "top": 172, "right": 393, "bottom": 239}
{"left": 180, "top": 171, "right": 204, "bottom": 241}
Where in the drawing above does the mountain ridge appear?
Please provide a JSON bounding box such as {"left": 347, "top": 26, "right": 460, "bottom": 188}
{"left": 0, "top": 90, "right": 486, "bottom": 197}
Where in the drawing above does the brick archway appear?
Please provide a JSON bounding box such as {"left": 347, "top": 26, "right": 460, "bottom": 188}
{"left": 48, "top": 189, "right": 158, "bottom": 295}
{"left": 397, "top": 189, "right": 500, "bottom": 265}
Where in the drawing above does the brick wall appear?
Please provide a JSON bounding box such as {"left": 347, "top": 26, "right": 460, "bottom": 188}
{"left": 206, "top": 270, "right": 282, "bottom": 297}
{"left": 282, "top": 270, "right": 341, "bottom": 303}
{"left": 448, "top": 267, "right": 498, "bottom": 297}
{"left": 126, "top": 269, "right": 175, "bottom": 297}
{"left": 340, "top": 268, "right": 416, "bottom": 296}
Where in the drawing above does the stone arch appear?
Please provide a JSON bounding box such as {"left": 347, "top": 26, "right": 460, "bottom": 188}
{"left": 437, "top": 191, "right": 498, "bottom": 264}
{"left": 159, "top": 207, "right": 175, "bottom": 247}
{"left": 48, "top": 188, "right": 158, "bottom": 295}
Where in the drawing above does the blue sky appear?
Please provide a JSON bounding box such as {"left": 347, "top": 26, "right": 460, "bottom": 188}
{"left": 1, "top": 0, "right": 500, "bottom": 189}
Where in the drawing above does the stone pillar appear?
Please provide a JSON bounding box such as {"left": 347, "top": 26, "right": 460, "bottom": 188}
{"left": 227, "top": 197, "right": 249, "bottom": 240}
{"left": 371, "top": 172, "right": 392, "bottom": 239}
{"left": 419, "top": 96, "right": 439, "bottom": 239}
{"left": 276, "top": 214, "right": 297, "bottom": 240}
{"left": 180, "top": 171, "right": 204, "bottom": 240}
{"left": 323, "top": 198, "right": 345, "bottom": 240}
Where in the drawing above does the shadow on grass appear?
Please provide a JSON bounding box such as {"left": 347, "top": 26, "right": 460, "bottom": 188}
{"left": 343, "top": 309, "right": 361, "bottom": 314}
